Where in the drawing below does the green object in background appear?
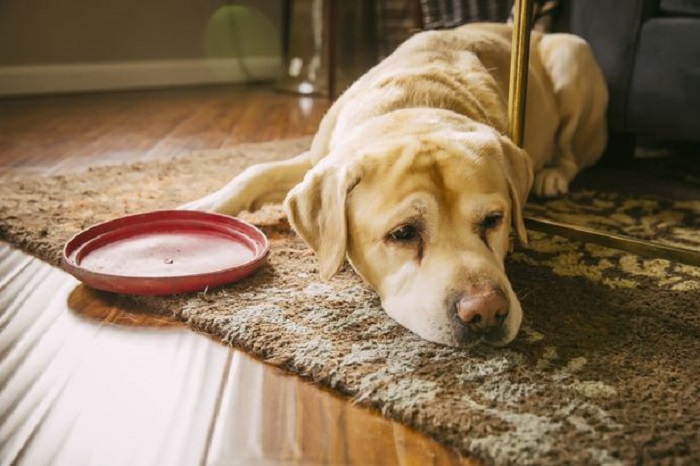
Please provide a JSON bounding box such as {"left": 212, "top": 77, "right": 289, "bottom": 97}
{"left": 204, "top": 5, "right": 281, "bottom": 81}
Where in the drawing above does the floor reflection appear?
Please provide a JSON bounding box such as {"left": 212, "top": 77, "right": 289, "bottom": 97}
{"left": 67, "top": 284, "right": 183, "bottom": 329}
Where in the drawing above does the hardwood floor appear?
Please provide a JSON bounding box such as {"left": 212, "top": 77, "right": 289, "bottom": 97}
{"left": 0, "top": 86, "right": 475, "bottom": 466}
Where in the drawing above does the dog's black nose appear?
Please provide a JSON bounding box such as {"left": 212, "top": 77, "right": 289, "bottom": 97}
{"left": 455, "top": 285, "right": 509, "bottom": 332}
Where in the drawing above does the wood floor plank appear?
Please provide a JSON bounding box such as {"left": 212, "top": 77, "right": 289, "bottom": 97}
{"left": 0, "top": 95, "right": 136, "bottom": 166}
{"left": 145, "top": 96, "right": 250, "bottom": 159}
{"left": 0, "top": 249, "right": 231, "bottom": 466}
{"left": 206, "top": 352, "right": 475, "bottom": 466}
{"left": 57, "top": 99, "right": 201, "bottom": 168}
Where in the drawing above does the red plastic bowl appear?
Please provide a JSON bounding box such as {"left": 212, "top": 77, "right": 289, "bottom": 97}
{"left": 62, "top": 210, "right": 269, "bottom": 295}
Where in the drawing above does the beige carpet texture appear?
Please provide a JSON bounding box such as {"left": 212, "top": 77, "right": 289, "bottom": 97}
{"left": 1, "top": 138, "right": 699, "bottom": 465}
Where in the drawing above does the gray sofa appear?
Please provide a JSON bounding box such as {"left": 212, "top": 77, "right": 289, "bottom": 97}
{"left": 569, "top": 0, "right": 700, "bottom": 145}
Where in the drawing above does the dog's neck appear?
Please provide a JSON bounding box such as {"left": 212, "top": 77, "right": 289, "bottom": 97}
{"left": 334, "top": 64, "right": 509, "bottom": 144}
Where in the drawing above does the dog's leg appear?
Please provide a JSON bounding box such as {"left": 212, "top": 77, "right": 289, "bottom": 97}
{"left": 181, "top": 151, "right": 314, "bottom": 215}
{"left": 534, "top": 33, "right": 608, "bottom": 198}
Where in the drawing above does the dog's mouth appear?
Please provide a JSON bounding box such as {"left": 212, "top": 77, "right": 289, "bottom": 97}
{"left": 449, "top": 312, "right": 510, "bottom": 347}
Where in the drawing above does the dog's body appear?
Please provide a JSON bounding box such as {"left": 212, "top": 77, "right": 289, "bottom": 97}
{"left": 185, "top": 23, "right": 608, "bottom": 347}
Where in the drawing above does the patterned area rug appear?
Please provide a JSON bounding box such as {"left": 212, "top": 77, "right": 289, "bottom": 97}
{"left": 1, "top": 138, "right": 699, "bottom": 465}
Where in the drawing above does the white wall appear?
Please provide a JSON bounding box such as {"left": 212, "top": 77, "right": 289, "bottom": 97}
{"left": 0, "top": 0, "right": 283, "bottom": 96}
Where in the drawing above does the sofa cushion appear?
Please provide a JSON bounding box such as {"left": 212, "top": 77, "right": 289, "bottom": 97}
{"left": 628, "top": 17, "right": 700, "bottom": 140}
{"left": 660, "top": 0, "right": 700, "bottom": 16}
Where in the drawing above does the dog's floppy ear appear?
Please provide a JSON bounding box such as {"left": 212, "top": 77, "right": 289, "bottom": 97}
{"left": 498, "top": 134, "right": 533, "bottom": 245}
{"left": 284, "top": 158, "right": 362, "bottom": 281}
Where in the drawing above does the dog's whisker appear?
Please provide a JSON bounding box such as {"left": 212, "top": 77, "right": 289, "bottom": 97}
{"left": 516, "top": 288, "right": 536, "bottom": 301}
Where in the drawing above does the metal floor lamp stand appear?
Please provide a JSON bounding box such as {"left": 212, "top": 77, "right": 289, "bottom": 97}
{"left": 508, "top": 0, "right": 700, "bottom": 267}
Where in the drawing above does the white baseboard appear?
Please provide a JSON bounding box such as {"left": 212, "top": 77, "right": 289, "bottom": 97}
{"left": 0, "top": 57, "right": 281, "bottom": 97}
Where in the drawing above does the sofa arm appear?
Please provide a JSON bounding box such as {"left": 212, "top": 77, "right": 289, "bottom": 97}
{"left": 569, "top": 0, "right": 659, "bottom": 130}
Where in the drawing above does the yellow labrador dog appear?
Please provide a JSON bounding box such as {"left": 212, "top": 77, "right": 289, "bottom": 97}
{"left": 184, "top": 23, "right": 608, "bottom": 347}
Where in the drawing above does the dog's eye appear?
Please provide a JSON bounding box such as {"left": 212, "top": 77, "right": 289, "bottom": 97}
{"left": 481, "top": 212, "right": 504, "bottom": 231}
{"left": 388, "top": 224, "right": 418, "bottom": 242}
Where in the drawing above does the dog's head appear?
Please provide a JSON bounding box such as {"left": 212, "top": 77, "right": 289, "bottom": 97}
{"left": 284, "top": 114, "right": 533, "bottom": 347}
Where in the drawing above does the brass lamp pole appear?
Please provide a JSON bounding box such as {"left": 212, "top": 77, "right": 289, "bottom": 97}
{"left": 507, "top": 0, "right": 534, "bottom": 147}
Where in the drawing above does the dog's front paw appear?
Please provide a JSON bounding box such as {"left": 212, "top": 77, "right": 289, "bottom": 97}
{"left": 533, "top": 168, "right": 569, "bottom": 198}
